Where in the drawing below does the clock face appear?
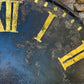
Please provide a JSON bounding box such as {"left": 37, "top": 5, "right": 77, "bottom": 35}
{"left": 0, "top": 0, "right": 84, "bottom": 84}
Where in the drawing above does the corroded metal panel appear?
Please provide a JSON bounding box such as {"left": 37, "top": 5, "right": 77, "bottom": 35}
{"left": 0, "top": 0, "right": 84, "bottom": 84}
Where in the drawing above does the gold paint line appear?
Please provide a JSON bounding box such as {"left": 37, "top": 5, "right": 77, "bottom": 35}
{"left": 0, "top": 2, "right": 2, "bottom": 10}
{"left": 64, "top": 52, "right": 84, "bottom": 70}
{"left": 6, "top": 0, "right": 12, "bottom": 32}
{"left": 0, "top": 19, "right": 4, "bottom": 32}
{"left": 12, "top": 2, "right": 19, "bottom": 33}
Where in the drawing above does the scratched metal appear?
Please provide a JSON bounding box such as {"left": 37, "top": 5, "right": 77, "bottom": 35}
{"left": 0, "top": 0, "right": 84, "bottom": 84}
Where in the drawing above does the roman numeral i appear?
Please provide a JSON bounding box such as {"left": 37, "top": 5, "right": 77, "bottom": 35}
{"left": 34, "top": 11, "right": 57, "bottom": 42}
{"left": 58, "top": 40, "right": 84, "bottom": 71}
{"left": 0, "top": 0, "right": 22, "bottom": 33}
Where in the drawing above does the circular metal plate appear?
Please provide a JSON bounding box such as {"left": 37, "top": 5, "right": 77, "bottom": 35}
{"left": 0, "top": 0, "right": 84, "bottom": 84}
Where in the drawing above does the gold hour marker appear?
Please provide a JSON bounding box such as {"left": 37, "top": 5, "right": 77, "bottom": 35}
{"left": 58, "top": 40, "right": 84, "bottom": 71}
{"left": 34, "top": 11, "right": 57, "bottom": 42}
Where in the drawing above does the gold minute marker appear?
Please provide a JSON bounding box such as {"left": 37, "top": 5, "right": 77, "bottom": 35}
{"left": 44, "top": 2, "right": 48, "bottom": 7}
{"left": 71, "top": 19, "right": 75, "bottom": 24}
{"left": 54, "top": 7, "right": 58, "bottom": 11}
{"left": 34, "top": 0, "right": 38, "bottom": 3}
{"left": 62, "top": 12, "right": 66, "bottom": 17}
{"left": 77, "top": 26, "right": 82, "bottom": 31}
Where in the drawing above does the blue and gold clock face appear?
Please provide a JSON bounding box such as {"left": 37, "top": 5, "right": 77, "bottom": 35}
{"left": 0, "top": 0, "right": 84, "bottom": 84}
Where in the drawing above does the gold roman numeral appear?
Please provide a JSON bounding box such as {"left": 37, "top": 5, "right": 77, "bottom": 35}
{"left": 58, "top": 40, "right": 84, "bottom": 71}
{"left": 0, "top": 0, "right": 22, "bottom": 33}
{"left": 34, "top": 11, "right": 57, "bottom": 42}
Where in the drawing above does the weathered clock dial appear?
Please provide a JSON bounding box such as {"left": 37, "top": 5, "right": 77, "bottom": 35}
{"left": 0, "top": 0, "right": 84, "bottom": 84}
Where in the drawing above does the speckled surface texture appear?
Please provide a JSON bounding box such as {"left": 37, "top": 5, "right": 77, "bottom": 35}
{"left": 0, "top": 0, "right": 84, "bottom": 84}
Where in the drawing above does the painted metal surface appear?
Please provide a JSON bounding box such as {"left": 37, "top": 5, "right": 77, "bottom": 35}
{"left": 0, "top": 0, "right": 84, "bottom": 84}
